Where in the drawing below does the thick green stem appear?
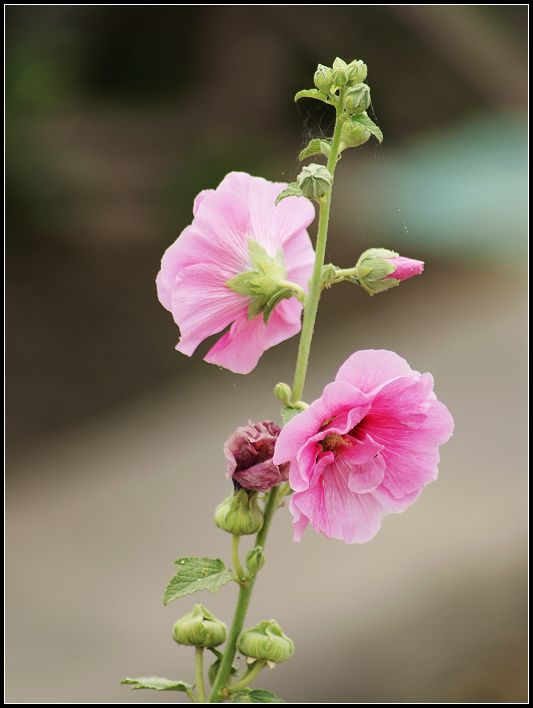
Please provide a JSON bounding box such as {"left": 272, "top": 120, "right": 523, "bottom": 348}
{"left": 291, "top": 102, "right": 345, "bottom": 402}
{"left": 208, "top": 99, "right": 345, "bottom": 704}
{"left": 208, "top": 487, "right": 281, "bottom": 702}
{"left": 195, "top": 647, "right": 206, "bottom": 703}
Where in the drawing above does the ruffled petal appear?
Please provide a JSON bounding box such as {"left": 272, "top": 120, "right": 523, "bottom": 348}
{"left": 335, "top": 349, "right": 416, "bottom": 394}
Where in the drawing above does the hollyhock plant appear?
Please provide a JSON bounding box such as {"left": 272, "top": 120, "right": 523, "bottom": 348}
{"left": 224, "top": 420, "right": 289, "bottom": 492}
{"left": 124, "top": 57, "right": 454, "bottom": 704}
{"left": 273, "top": 349, "right": 454, "bottom": 543}
{"left": 156, "top": 172, "right": 315, "bottom": 374}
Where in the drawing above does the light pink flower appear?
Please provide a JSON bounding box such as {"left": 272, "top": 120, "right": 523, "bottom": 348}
{"left": 156, "top": 172, "right": 315, "bottom": 374}
{"left": 273, "top": 350, "right": 454, "bottom": 544}
{"left": 224, "top": 420, "right": 289, "bottom": 492}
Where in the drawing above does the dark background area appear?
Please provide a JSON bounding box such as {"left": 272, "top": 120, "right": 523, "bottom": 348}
{"left": 6, "top": 5, "right": 528, "bottom": 703}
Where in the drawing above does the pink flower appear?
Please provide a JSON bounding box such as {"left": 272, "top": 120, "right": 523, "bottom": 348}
{"left": 224, "top": 420, "right": 289, "bottom": 492}
{"left": 156, "top": 172, "right": 315, "bottom": 374}
{"left": 273, "top": 350, "right": 454, "bottom": 544}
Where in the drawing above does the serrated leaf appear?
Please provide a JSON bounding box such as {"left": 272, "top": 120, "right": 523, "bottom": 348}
{"left": 275, "top": 182, "right": 303, "bottom": 205}
{"left": 164, "top": 557, "right": 233, "bottom": 605}
{"left": 294, "top": 88, "right": 332, "bottom": 105}
{"left": 231, "top": 689, "right": 286, "bottom": 703}
{"left": 298, "top": 139, "right": 331, "bottom": 161}
{"left": 121, "top": 677, "right": 192, "bottom": 692}
{"left": 351, "top": 112, "right": 383, "bottom": 143}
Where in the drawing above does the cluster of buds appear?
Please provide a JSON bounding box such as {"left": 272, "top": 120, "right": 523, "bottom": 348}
{"left": 314, "top": 57, "right": 371, "bottom": 116}
{"left": 314, "top": 57, "right": 367, "bottom": 95}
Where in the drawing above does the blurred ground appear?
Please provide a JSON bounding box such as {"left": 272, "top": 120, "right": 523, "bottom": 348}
{"left": 6, "top": 5, "right": 528, "bottom": 704}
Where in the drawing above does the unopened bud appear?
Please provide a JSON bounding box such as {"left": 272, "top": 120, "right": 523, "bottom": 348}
{"left": 343, "top": 84, "right": 371, "bottom": 115}
{"left": 297, "top": 164, "right": 332, "bottom": 200}
{"left": 214, "top": 488, "right": 264, "bottom": 536}
{"left": 331, "top": 57, "right": 349, "bottom": 88}
{"left": 274, "top": 382, "right": 292, "bottom": 405}
{"left": 172, "top": 605, "right": 227, "bottom": 648}
{"left": 313, "top": 64, "right": 333, "bottom": 93}
{"left": 237, "top": 620, "right": 294, "bottom": 664}
{"left": 355, "top": 248, "right": 424, "bottom": 296}
{"left": 246, "top": 546, "right": 266, "bottom": 574}
{"left": 346, "top": 59, "right": 367, "bottom": 85}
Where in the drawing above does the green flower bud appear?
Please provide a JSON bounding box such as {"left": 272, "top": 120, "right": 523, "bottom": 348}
{"left": 214, "top": 488, "right": 264, "bottom": 536}
{"left": 346, "top": 59, "right": 367, "bottom": 85}
{"left": 237, "top": 620, "right": 294, "bottom": 664}
{"left": 340, "top": 119, "right": 371, "bottom": 150}
{"left": 313, "top": 64, "right": 333, "bottom": 93}
{"left": 343, "top": 84, "right": 371, "bottom": 115}
{"left": 331, "top": 57, "right": 349, "bottom": 87}
{"left": 354, "top": 247, "right": 398, "bottom": 296}
{"left": 296, "top": 164, "right": 332, "bottom": 200}
{"left": 273, "top": 382, "right": 292, "bottom": 405}
{"left": 246, "top": 546, "right": 266, "bottom": 574}
{"left": 173, "top": 604, "right": 227, "bottom": 648}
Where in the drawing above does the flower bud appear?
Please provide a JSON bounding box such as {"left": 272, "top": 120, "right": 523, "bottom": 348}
{"left": 346, "top": 59, "right": 367, "bottom": 85}
{"left": 246, "top": 546, "right": 266, "bottom": 574}
{"left": 297, "top": 164, "right": 332, "bottom": 200}
{"left": 355, "top": 248, "right": 424, "bottom": 296}
{"left": 173, "top": 604, "right": 227, "bottom": 648}
{"left": 313, "top": 64, "right": 333, "bottom": 93}
{"left": 224, "top": 420, "right": 289, "bottom": 492}
{"left": 237, "top": 620, "right": 294, "bottom": 664}
{"left": 273, "top": 382, "right": 292, "bottom": 406}
{"left": 340, "top": 119, "right": 371, "bottom": 150}
{"left": 331, "top": 57, "right": 349, "bottom": 87}
{"left": 343, "top": 84, "right": 371, "bottom": 115}
{"left": 214, "top": 488, "right": 264, "bottom": 536}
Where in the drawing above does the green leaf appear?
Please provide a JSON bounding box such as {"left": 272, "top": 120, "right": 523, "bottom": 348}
{"left": 121, "top": 677, "right": 192, "bottom": 692}
{"left": 275, "top": 182, "right": 303, "bottom": 205}
{"left": 163, "top": 557, "right": 233, "bottom": 605}
{"left": 298, "top": 139, "right": 331, "bottom": 161}
{"left": 294, "top": 88, "right": 332, "bottom": 105}
{"left": 231, "top": 689, "right": 286, "bottom": 703}
{"left": 351, "top": 112, "right": 383, "bottom": 143}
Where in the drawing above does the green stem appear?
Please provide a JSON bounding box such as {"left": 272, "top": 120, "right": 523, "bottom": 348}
{"left": 232, "top": 535, "right": 245, "bottom": 582}
{"left": 195, "top": 647, "right": 206, "bottom": 703}
{"left": 208, "top": 487, "right": 281, "bottom": 702}
{"left": 208, "top": 97, "right": 345, "bottom": 705}
{"left": 291, "top": 101, "right": 345, "bottom": 402}
{"left": 227, "top": 660, "right": 266, "bottom": 694}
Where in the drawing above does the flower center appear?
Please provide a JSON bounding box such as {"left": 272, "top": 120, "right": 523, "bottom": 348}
{"left": 321, "top": 433, "right": 350, "bottom": 452}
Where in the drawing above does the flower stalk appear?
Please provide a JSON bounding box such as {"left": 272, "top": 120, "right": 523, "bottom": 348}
{"left": 208, "top": 98, "right": 346, "bottom": 703}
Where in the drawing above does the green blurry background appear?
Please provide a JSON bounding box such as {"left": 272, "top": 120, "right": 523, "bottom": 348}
{"left": 6, "top": 5, "right": 528, "bottom": 703}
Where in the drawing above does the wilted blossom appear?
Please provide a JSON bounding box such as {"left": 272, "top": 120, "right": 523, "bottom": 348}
{"left": 156, "top": 172, "right": 315, "bottom": 374}
{"left": 273, "top": 350, "right": 454, "bottom": 544}
{"left": 225, "top": 420, "right": 289, "bottom": 492}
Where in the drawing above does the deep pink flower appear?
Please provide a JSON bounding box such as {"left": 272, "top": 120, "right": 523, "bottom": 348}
{"left": 273, "top": 350, "right": 454, "bottom": 544}
{"left": 156, "top": 172, "right": 315, "bottom": 374}
{"left": 225, "top": 420, "right": 289, "bottom": 492}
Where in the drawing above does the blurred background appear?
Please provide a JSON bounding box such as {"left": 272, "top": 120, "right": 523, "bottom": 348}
{"left": 6, "top": 5, "right": 528, "bottom": 703}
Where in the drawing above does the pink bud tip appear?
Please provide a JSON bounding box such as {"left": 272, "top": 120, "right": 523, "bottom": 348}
{"left": 385, "top": 257, "right": 425, "bottom": 282}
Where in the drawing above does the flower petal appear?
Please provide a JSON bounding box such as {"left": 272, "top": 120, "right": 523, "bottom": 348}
{"left": 203, "top": 305, "right": 302, "bottom": 375}
{"left": 335, "top": 349, "right": 416, "bottom": 394}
